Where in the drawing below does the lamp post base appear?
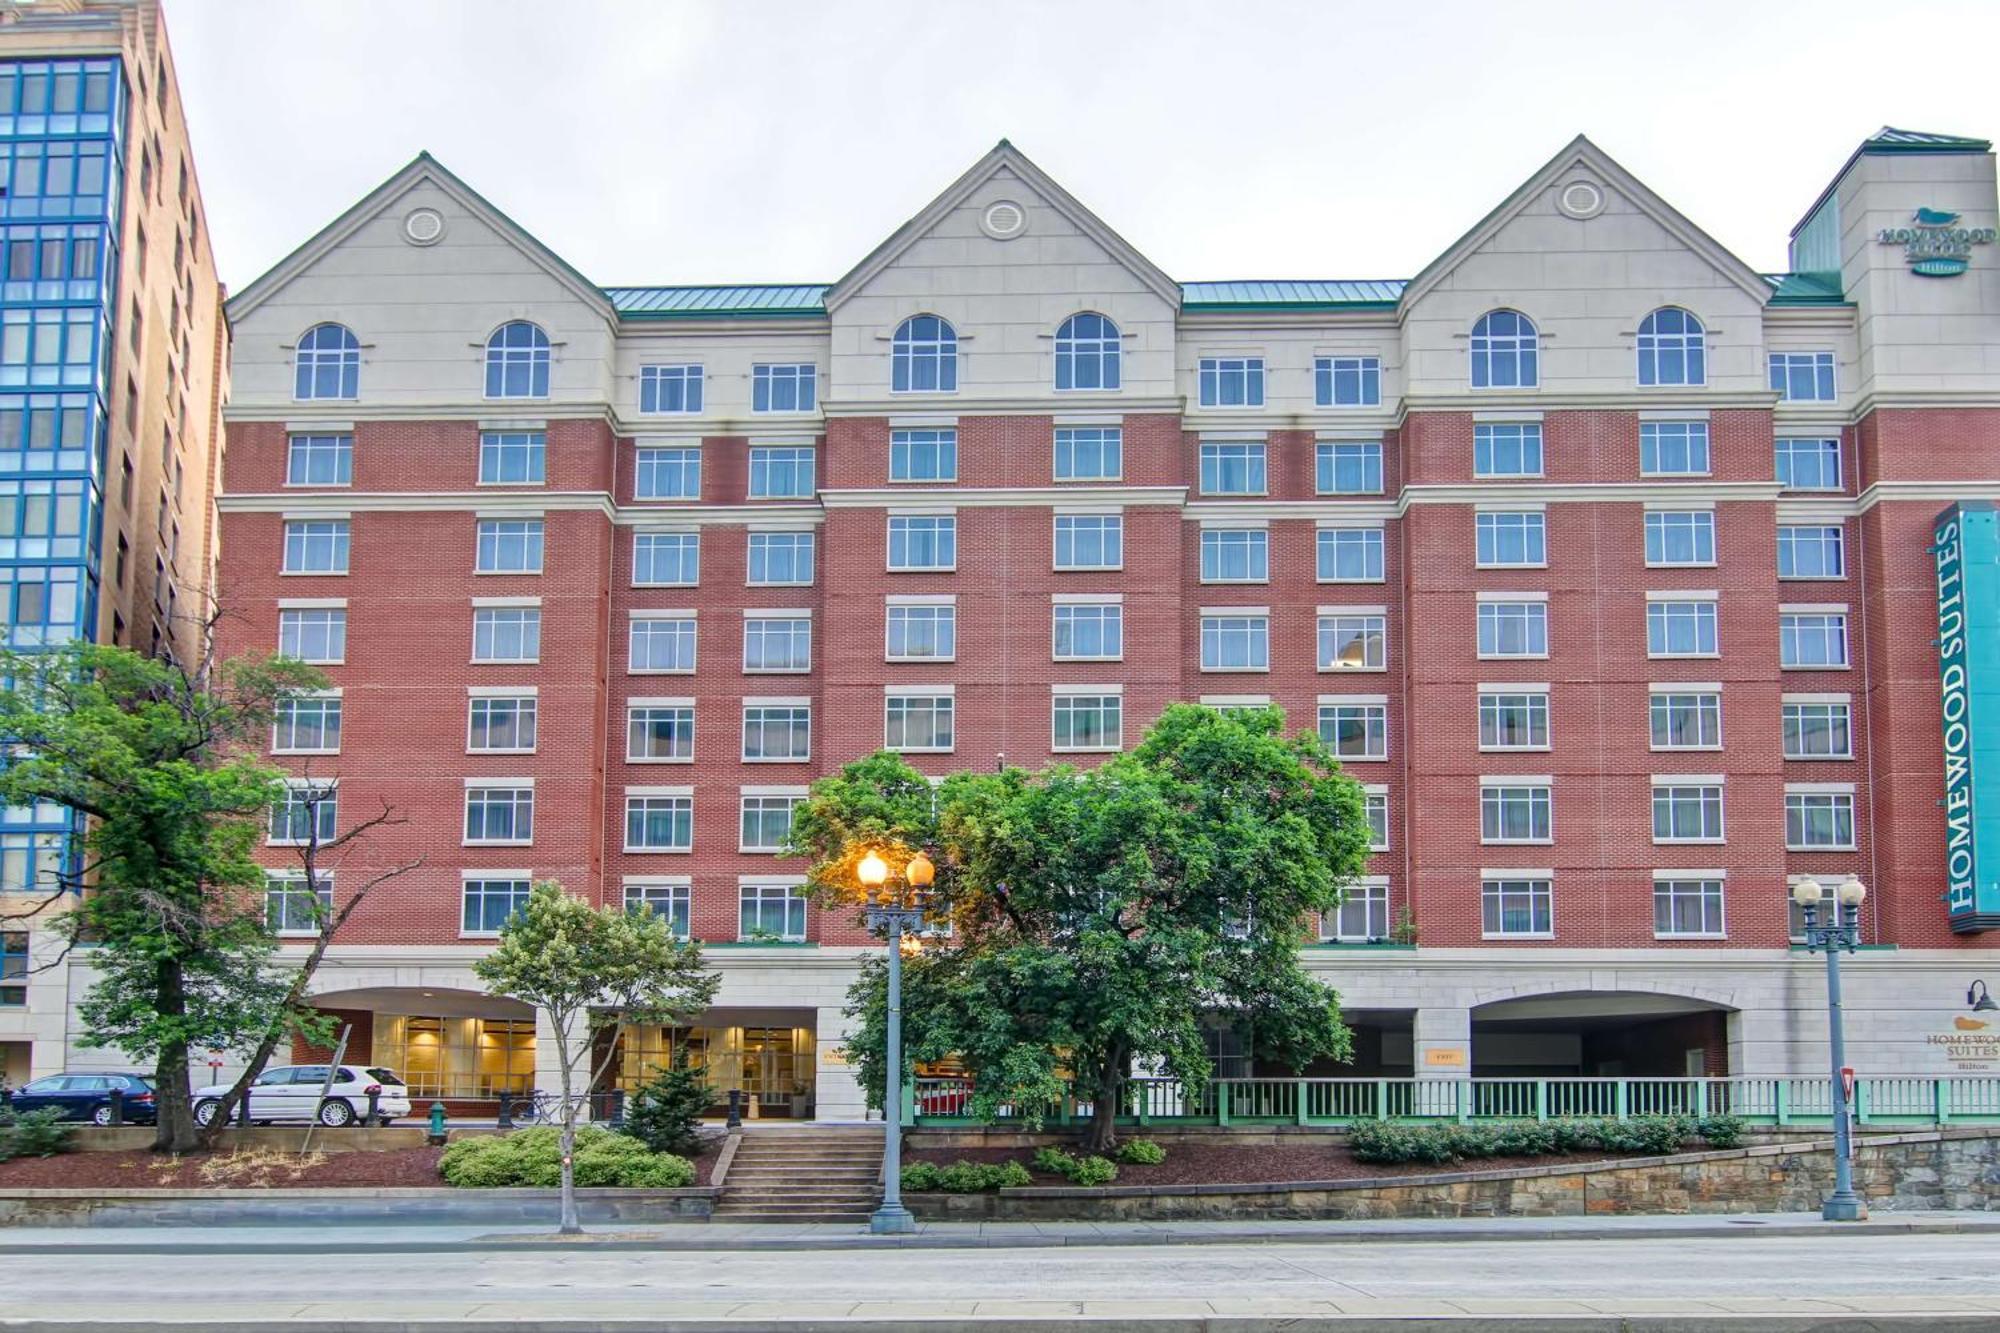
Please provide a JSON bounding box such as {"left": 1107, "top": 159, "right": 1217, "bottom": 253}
{"left": 1821, "top": 1192, "right": 1869, "bottom": 1222}
{"left": 869, "top": 1202, "right": 918, "bottom": 1234}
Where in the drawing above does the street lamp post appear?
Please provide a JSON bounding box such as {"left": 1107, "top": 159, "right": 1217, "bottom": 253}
{"left": 1791, "top": 873, "right": 1869, "bottom": 1222}
{"left": 856, "top": 847, "right": 933, "bottom": 1235}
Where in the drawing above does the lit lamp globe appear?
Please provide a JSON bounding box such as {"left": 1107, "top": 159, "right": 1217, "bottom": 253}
{"left": 907, "top": 850, "right": 935, "bottom": 890}
{"left": 1837, "top": 875, "right": 1867, "bottom": 908}
{"left": 1791, "top": 877, "right": 1823, "bottom": 910}
{"left": 857, "top": 850, "right": 889, "bottom": 902}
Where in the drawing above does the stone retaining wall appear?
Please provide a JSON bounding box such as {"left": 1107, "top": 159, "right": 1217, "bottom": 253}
{"left": 907, "top": 1127, "right": 2000, "bottom": 1222}
{"left": 0, "top": 1186, "right": 718, "bottom": 1228}
{"left": 66, "top": 1125, "right": 434, "bottom": 1154}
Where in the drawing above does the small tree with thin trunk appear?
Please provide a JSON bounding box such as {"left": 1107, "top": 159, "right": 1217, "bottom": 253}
{"left": 473, "top": 880, "right": 716, "bottom": 1234}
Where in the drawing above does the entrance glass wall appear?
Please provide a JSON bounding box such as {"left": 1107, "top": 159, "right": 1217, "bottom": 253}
{"left": 376, "top": 1014, "right": 535, "bottom": 1099}
{"left": 613, "top": 1022, "right": 816, "bottom": 1118}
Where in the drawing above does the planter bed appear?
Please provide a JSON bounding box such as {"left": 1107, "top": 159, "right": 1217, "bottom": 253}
{"left": 903, "top": 1140, "right": 1624, "bottom": 1188}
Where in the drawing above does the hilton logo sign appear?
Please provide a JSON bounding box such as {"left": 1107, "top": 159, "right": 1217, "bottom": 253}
{"left": 1935, "top": 503, "right": 2000, "bottom": 932}
{"left": 1881, "top": 208, "right": 1996, "bottom": 277}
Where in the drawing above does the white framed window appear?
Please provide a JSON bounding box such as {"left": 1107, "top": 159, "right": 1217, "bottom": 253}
{"left": 272, "top": 693, "right": 341, "bottom": 753}
{"left": 1783, "top": 697, "right": 1853, "bottom": 759}
{"left": 1317, "top": 527, "right": 1384, "bottom": 582}
{"left": 1053, "top": 600, "right": 1123, "bottom": 660}
{"left": 624, "top": 879, "right": 691, "bottom": 938}
{"left": 468, "top": 693, "right": 537, "bottom": 753}
{"left": 629, "top": 613, "right": 696, "bottom": 673}
{"left": 1475, "top": 511, "right": 1546, "bottom": 567}
{"left": 740, "top": 791, "right": 805, "bottom": 853}
{"left": 1647, "top": 598, "right": 1718, "bottom": 657}
{"left": 739, "top": 879, "right": 807, "bottom": 941}
{"left": 1654, "top": 874, "right": 1725, "bottom": 939}
{"left": 886, "top": 600, "right": 956, "bottom": 661}
{"left": 640, "top": 364, "right": 703, "bottom": 415}
{"left": 1476, "top": 599, "right": 1548, "bottom": 658}
{"left": 484, "top": 321, "right": 550, "bottom": 399}
{"left": 1200, "top": 613, "right": 1269, "bottom": 671}
{"left": 1316, "top": 441, "right": 1383, "bottom": 494}
{"left": 748, "top": 530, "right": 815, "bottom": 586}
{"left": 282, "top": 519, "right": 348, "bottom": 574}
{"left": 462, "top": 875, "right": 532, "bottom": 936}
{"left": 885, "top": 690, "right": 954, "bottom": 752}
{"left": 1785, "top": 787, "right": 1856, "bottom": 849}
{"left": 1482, "top": 876, "right": 1552, "bottom": 937}
{"left": 1052, "top": 691, "right": 1122, "bottom": 752}
{"left": 1318, "top": 613, "right": 1386, "bottom": 671}
{"left": 748, "top": 445, "right": 815, "bottom": 499}
{"left": 1780, "top": 610, "right": 1848, "bottom": 668}
{"left": 1650, "top": 690, "right": 1722, "bottom": 750}
{"left": 633, "top": 531, "right": 699, "bottom": 587}
{"left": 1473, "top": 422, "right": 1542, "bottom": 477}
{"left": 752, "top": 363, "right": 816, "bottom": 413}
{"left": 293, "top": 323, "right": 359, "bottom": 401}
{"left": 1470, "top": 311, "right": 1538, "bottom": 389}
{"left": 464, "top": 781, "right": 534, "bottom": 845}
{"left": 890, "top": 428, "right": 957, "bottom": 482}
{"left": 1644, "top": 510, "right": 1715, "bottom": 566}
{"left": 1652, "top": 782, "right": 1724, "bottom": 843}
{"left": 1769, "top": 351, "right": 1835, "bottom": 403}
{"left": 472, "top": 605, "right": 540, "bottom": 664}
{"left": 1478, "top": 690, "right": 1549, "bottom": 750}
{"left": 625, "top": 791, "right": 694, "bottom": 852}
{"left": 1318, "top": 699, "right": 1387, "bottom": 759}
{"left": 1364, "top": 788, "right": 1389, "bottom": 851}
{"left": 1198, "top": 356, "right": 1264, "bottom": 407}
{"left": 742, "top": 701, "right": 811, "bottom": 762}
{"left": 1322, "top": 877, "right": 1389, "bottom": 942}
{"left": 278, "top": 606, "right": 345, "bottom": 663}
{"left": 1636, "top": 308, "right": 1706, "bottom": 386}
{"left": 1199, "top": 441, "right": 1266, "bottom": 495}
{"left": 1776, "top": 438, "right": 1841, "bottom": 491}
{"left": 286, "top": 433, "right": 351, "bottom": 486}
{"left": 892, "top": 315, "right": 958, "bottom": 393}
{"left": 1639, "top": 421, "right": 1710, "bottom": 476}
{"left": 268, "top": 780, "right": 336, "bottom": 846}
{"left": 1200, "top": 527, "right": 1268, "bottom": 582}
{"left": 1481, "top": 781, "right": 1552, "bottom": 843}
{"left": 1054, "top": 426, "right": 1121, "bottom": 481}
{"left": 474, "top": 518, "right": 543, "bottom": 574}
{"left": 479, "top": 431, "right": 545, "bottom": 486}
{"left": 1053, "top": 513, "right": 1122, "bottom": 570}
{"left": 627, "top": 700, "right": 694, "bottom": 762}
{"left": 265, "top": 871, "right": 330, "bottom": 937}
{"left": 743, "top": 615, "right": 811, "bottom": 673}
{"left": 889, "top": 514, "right": 957, "bottom": 571}
{"left": 1777, "top": 524, "right": 1844, "bottom": 579}
{"left": 634, "top": 446, "right": 700, "bottom": 500}
{"left": 1314, "top": 356, "right": 1380, "bottom": 407}
{"left": 1055, "top": 313, "right": 1120, "bottom": 391}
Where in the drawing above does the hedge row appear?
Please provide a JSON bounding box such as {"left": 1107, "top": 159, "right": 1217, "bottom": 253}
{"left": 1347, "top": 1114, "right": 1745, "bottom": 1165}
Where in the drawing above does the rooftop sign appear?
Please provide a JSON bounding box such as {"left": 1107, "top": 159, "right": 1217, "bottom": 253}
{"left": 1881, "top": 209, "right": 1996, "bottom": 277}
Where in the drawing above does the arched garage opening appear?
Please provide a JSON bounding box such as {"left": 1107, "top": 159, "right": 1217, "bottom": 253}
{"left": 298, "top": 986, "right": 536, "bottom": 1116}
{"left": 1471, "top": 990, "right": 1733, "bottom": 1078}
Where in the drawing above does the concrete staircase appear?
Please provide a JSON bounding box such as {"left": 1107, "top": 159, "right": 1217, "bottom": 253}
{"left": 713, "top": 1127, "right": 884, "bottom": 1223}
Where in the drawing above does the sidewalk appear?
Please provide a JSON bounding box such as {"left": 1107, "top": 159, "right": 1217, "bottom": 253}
{"left": 11, "top": 1208, "right": 2000, "bottom": 1254}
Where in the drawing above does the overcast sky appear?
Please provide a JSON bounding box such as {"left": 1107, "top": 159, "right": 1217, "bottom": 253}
{"left": 169, "top": 0, "right": 2000, "bottom": 293}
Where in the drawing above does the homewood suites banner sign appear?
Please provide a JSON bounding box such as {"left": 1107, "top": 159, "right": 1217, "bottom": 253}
{"left": 1934, "top": 502, "right": 2000, "bottom": 932}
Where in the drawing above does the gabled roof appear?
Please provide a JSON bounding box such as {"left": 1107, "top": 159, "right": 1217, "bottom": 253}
{"left": 1400, "top": 135, "right": 1775, "bottom": 311}
{"left": 1865, "top": 126, "right": 1993, "bottom": 154}
{"left": 607, "top": 285, "right": 830, "bottom": 319}
{"left": 226, "top": 152, "right": 613, "bottom": 323}
{"left": 825, "top": 140, "right": 1180, "bottom": 312}
{"left": 1181, "top": 280, "right": 1406, "bottom": 311}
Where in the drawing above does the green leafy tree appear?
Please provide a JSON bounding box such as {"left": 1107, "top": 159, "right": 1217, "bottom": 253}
{"left": 623, "top": 1049, "right": 712, "bottom": 1157}
{"left": 0, "top": 639, "right": 326, "bottom": 1152}
{"left": 795, "top": 703, "right": 1369, "bottom": 1153}
{"left": 472, "top": 880, "right": 717, "bottom": 1234}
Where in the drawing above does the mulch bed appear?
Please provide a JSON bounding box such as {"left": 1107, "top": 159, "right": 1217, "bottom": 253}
{"left": 904, "top": 1141, "right": 1624, "bottom": 1187}
{"left": 0, "top": 1135, "right": 723, "bottom": 1190}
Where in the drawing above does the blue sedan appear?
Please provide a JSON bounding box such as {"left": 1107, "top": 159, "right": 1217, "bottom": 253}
{"left": 7, "top": 1072, "right": 157, "bottom": 1124}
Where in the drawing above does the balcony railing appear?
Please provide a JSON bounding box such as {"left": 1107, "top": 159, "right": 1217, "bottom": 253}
{"left": 905, "top": 1074, "right": 2000, "bottom": 1128}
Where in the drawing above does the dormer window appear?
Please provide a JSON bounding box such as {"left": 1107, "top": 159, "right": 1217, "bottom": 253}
{"left": 1470, "top": 310, "right": 1538, "bottom": 389}
{"left": 1637, "top": 307, "right": 1705, "bottom": 387}
{"left": 891, "top": 314, "right": 957, "bottom": 393}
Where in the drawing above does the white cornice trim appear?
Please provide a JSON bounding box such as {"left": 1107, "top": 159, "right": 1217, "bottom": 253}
{"left": 218, "top": 491, "right": 828, "bottom": 527}
{"left": 819, "top": 485, "right": 1184, "bottom": 510}
{"left": 1403, "top": 391, "right": 1781, "bottom": 414}
{"left": 823, "top": 395, "right": 1183, "bottom": 418}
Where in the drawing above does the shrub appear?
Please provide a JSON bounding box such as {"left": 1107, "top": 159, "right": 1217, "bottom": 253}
{"left": 901, "top": 1159, "right": 1030, "bottom": 1193}
{"left": 1696, "top": 1114, "right": 1745, "bottom": 1149}
{"left": 1031, "top": 1145, "right": 1076, "bottom": 1176}
{"left": 1349, "top": 1115, "right": 1718, "bottom": 1166}
{"left": 1067, "top": 1154, "right": 1118, "bottom": 1186}
{"left": 1114, "top": 1138, "right": 1166, "bottom": 1166}
{"left": 0, "top": 1098, "right": 72, "bottom": 1162}
{"left": 439, "top": 1126, "right": 694, "bottom": 1189}
{"left": 623, "top": 1053, "right": 711, "bottom": 1157}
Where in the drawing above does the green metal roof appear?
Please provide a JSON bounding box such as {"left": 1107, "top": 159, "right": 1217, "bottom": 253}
{"left": 1865, "top": 127, "right": 1992, "bottom": 154}
{"left": 1763, "top": 272, "right": 1850, "bottom": 305}
{"left": 1180, "top": 279, "right": 1407, "bottom": 309}
{"left": 606, "top": 285, "right": 830, "bottom": 318}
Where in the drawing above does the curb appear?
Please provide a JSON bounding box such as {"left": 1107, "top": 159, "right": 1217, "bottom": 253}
{"left": 7, "top": 1315, "right": 2000, "bottom": 1332}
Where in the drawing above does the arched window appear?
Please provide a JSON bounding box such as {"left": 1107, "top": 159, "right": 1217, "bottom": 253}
{"left": 1636, "top": 307, "right": 1705, "bottom": 386}
{"left": 485, "top": 321, "right": 550, "bottom": 399}
{"left": 1054, "top": 312, "right": 1120, "bottom": 391}
{"left": 891, "top": 314, "right": 957, "bottom": 393}
{"left": 294, "top": 323, "right": 359, "bottom": 400}
{"left": 1470, "top": 310, "right": 1539, "bottom": 389}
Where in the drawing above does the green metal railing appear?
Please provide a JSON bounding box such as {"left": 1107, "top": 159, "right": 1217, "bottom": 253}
{"left": 905, "top": 1074, "right": 2000, "bottom": 1128}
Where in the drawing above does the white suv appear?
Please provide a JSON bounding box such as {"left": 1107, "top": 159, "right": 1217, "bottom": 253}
{"left": 191, "top": 1064, "right": 412, "bottom": 1128}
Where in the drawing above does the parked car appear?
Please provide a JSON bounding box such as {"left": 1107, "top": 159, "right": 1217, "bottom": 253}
{"left": 6, "top": 1072, "right": 157, "bottom": 1125}
{"left": 189, "top": 1064, "right": 411, "bottom": 1128}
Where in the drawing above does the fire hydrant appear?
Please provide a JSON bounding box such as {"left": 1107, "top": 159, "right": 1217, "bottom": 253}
{"left": 427, "top": 1101, "right": 448, "bottom": 1146}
